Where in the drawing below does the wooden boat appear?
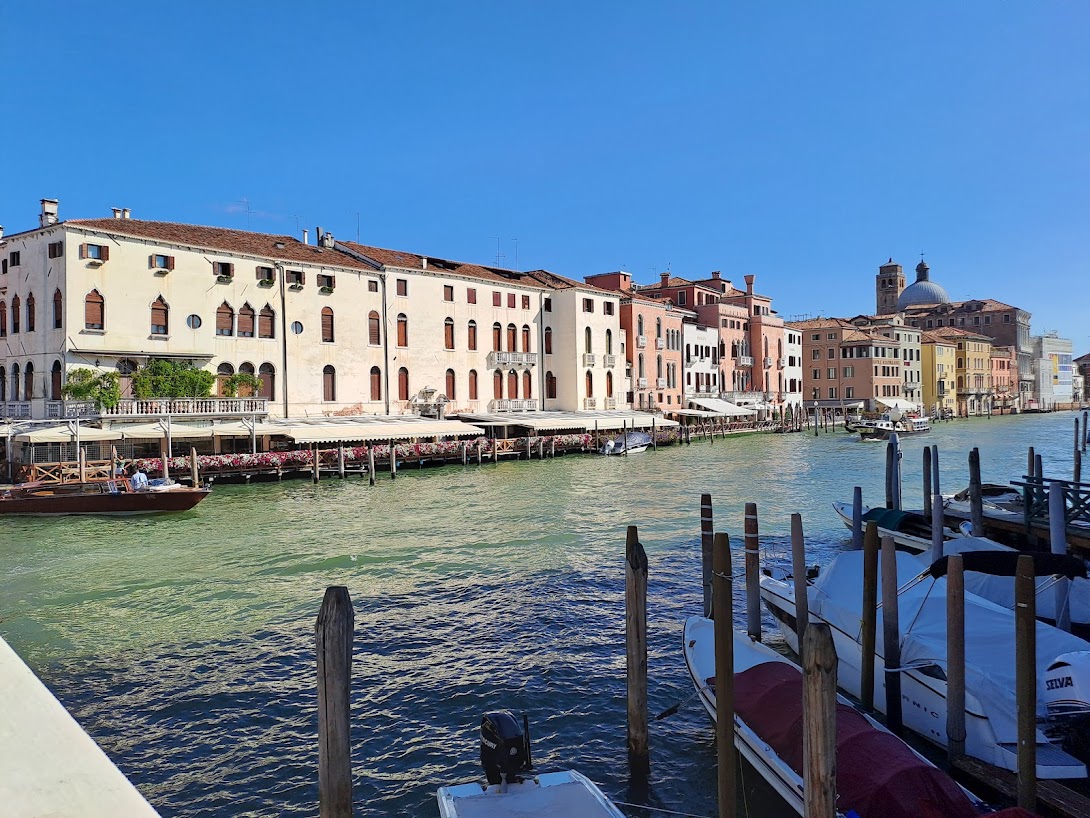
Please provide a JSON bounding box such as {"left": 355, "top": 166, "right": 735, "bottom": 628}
{"left": 0, "top": 478, "right": 210, "bottom": 516}
{"left": 832, "top": 501, "right": 962, "bottom": 553}
{"left": 858, "top": 414, "right": 931, "bottom": 441}
{"left": 682, "top": 617, "right": 991, "bottom": 817}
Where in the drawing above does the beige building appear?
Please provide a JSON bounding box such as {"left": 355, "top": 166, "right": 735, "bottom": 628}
{"left": 921, "top": 332, "right": 957, "bottom": 418}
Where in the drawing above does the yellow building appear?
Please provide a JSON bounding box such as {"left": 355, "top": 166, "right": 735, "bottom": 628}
{"left": 932, "top": 328, "right": 994, "bottom": 416}
{"left": 921, "top": 331, "right": 957, "bottom": 418}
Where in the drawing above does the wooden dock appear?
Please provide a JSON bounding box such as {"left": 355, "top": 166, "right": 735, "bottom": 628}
{"left": 952, "top": 755, "right": 1090, "bottom": 818}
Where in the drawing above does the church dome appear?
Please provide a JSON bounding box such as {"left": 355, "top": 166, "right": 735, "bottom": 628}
{"left": 896, "top": 260, "right": 950, "bottom": 310}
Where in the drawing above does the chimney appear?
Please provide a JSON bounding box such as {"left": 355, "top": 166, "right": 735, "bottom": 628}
{"left": 316, "top": 226, "right": 324, "bottom": 245}
{"left": 421, "top": 257, "right": 428, "bottom": 270}
{"left": 711, "top": 270, "right": 720, "bottom": 280}
{"left": 0, "top": 226, "right": 4, "bottom": 240}
{"left": 660, "top": 272, "right": 670, "bottom": 287}
{"left": 111, "top": 208, "right": 123, "bottom": 219}
{"left": 122, "top": 208, "right": 131, "bottom": 219}
{"left": 39, "top": 198, "right": 59, "bottom": 227}
{"left": 302, "top": 229, "right": 308, "bottom": 245}
{"left": 320, "top": 230, "right": 335, "bottom": 249}
{"left": 744, "top": 274, "right": 755, "bottom": 294}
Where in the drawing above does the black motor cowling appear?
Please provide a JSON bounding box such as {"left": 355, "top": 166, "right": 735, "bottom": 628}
{"left": 480, "top": 710, "right": 530, "bottom": 785}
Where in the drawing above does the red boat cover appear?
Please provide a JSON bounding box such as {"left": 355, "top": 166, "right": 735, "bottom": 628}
{"left": 727, "top": 662, "right": 980, "bottom": 818}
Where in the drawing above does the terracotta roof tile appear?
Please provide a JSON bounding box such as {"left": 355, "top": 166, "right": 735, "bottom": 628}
{"left": 341, "top": 241, "right": 548, "bottom": 288}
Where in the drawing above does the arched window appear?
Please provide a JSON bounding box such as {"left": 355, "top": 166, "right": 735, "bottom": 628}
{"left": 606, "top": 329, "right": 613, "bottom": 355}
{"left": 492, "top": 322, "right": 502, "bottom": 351}
{"left": 764, "top": 336, "right": 769, "bottom": 357}
{"left": 237, "top": 362, "right": 256, "bottom": 396}
{"left": 585, "top": 370, "right": 593, "bottom": 398}
{"left": 11, "top": 295, "right": 20, "bottom": 333}
{"left": 656, "top": 317, "right": 662, "bottom": 338}
{"left": 10, "top": 363, "right": 19, "bottom": 401}
{"left": 259, "top": 363, "right": 276, "bottom": 400}
{"left": 398, "top": 367, "right": 409, "bottom": 401}
{"left": 444, "top": 317, "right": 455, "bottom": 350}
{"left": 778, "top": 338, "right": 783, "bottom": 358}
{"left": 259, "top": 305, "right": 275, "bottom": 339}
{"left": 117, "top": 357, "right": 136, "bottom": 398}
{"left": 493, "top": 370, "right": 503, "bottom": 399}
{"left": 506, "top": 323, "right": 517, "bottom": 351}
{"left": 638, "top": 353, "right": 645, "bottom": 378}
{"left": 53, "top": 289, "right": 63, "bottom": 329}
{"left": 23, "top": 362, "right": 34, "bottom": 399}
{"left": 368, "top": 310, "right": 381, "bottom": 346}
{"left": 521, "top": 325, "right": 531, "bottom": 352}
{"left": 323, "top": 365, "right": 336, "bottom": 401}
{"left": 657, "top": 355, "right": 663, "bottom": 378}
{"left": 445, "top": 368, "right": 456, "bottom": 400}
{"left": 217, "top": 362, "right": 235, "bottom": 396}
{"left": 150, "top": 296, "right": 169, "bottom": 335}
{"left": 523, "top": 370, "right": 532, "bottom": 399}
{"left": 469, "top": 369, "right": 478, "bottom": 400}
{"left": 396, "top": 313, "right": 408, "bottom": 347}
{"left": 216, "top": 302, "right": 234, "bottom": 336}
{"left": 321, "top": 307, "right": 334, "bottom": 343}
{"left": 0, "top": 300, "right": 6, "bottom": 336}
{"left": 544, "top": 327, "right": 552, "bottom": 354}
{"left": 545, "top": 371, "right": 557, "bottom": 399}
{"left": 637, "top": 315, "right": 644, "bottom": 338}
{"left": 0, "top": 367, "right": 5, "bottom": 401}
{"left": 507, "top": 369, "right": 518, "bottom": 399}
{"left": 584, "top": 326, "right": 592, "bottom": 354}
{"left": 369, "top": 366, "right": 381, "bottom": 401}
{"left": 26, "top": 293, "right": 35, "bottom": 332}
{"left": 467, "top": 320, "right": 477, "bottom": 351}
{"left": 238, "top": 303, "right": 256, "bottom": 337}
{"left": 606, "top": 371, "right": 614, "bottom": 398}
{"left": 51, "top": 360, "right": 63, "bottom": 400}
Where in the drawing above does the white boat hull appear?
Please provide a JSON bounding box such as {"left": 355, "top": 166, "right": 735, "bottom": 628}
{"left": 437, "top": 770, "right": 624, "bottom": 817}
{"left": 831, "top": 501, "right": 961, "bottom": 555}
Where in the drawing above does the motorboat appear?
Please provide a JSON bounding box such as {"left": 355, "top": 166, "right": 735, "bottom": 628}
{"left": 759, "top": 551, "right": 1090, "bottom": 778}
{"left": 682, "top": 617, "right": 990, "bottom": 818}
{"left": 599, "top": 430, "right": 652, "bottom": 456}
{"left": 832, "top": 501, "right": 963, "bottom": 554}
{"left": 858, "top": 411, "right": 930, "bottom": 441}
{"left": 0, "top": 478, "right": 210, "bottom": 516}
{"left": 436, "top": 710, "right": 623, "bottom": 817}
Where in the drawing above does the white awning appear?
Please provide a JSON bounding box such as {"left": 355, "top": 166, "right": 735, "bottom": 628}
{"left": 14, "top": 425, "right": 123, "bottom": 443}
{"left": 210, "top": 421, "right": 289, "bottom": 437}
{"left": 879, "top": 398, "right": 920, "bottom": 411}
{"left": 668, "top": 409, "right": 720, "bottom": 418}
{"left": 453, "top": 411, "right": 678, "bottom": 431}
{"left": 688, "top": 398, "right": 756, "bottom": 417}
{"left": 114, "top": 422, "right": 216, "bottom": 440}
{"left": 284, "top": 419, "right": 485, "bottom": 443}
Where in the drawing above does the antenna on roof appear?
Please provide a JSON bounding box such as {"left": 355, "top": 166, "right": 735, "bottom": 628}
{"left": 238, "top": 197, "right": 254, "bottom": 230}
{"left": 512, "top": 238, "right": 518, "bottom": 272}
{"left": 356, "top": 212, "right": 360, "bottom": 243}
{"left": 491, "top": 236, "right": 506, "bottom": 268}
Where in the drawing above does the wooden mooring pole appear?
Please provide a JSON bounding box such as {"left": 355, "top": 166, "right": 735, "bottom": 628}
{"left": 337, "top": 443, "right": 345, "bottom": 479}
{"left": 791, "top": 514, "right": 808, "bottom": 656}
{"left": 79, "top": 447, "right": 87, "bottom": 483}
{"left": 1016, "top": 554, "right": 1037, "bottom": 812}
{"left": 712, "top": 531, "right": 737, "bottom": 818}
{"left": 803, "top": 622, "right": 837, "bottom": 818}
{"left": 1050, "top": 482, "right": 1072, "bottom": 632}
{"left": 931, "top": 445, "right": 944, "bottom": 561}
{"left": 625, "top": 525, "right": 650, "bottom": 779}
{"left": 316, "top": 586, "right": 354, "bottom": 818}
{"left": 701, "top": 494, "right": 714, "bottom": 618}
{"left": 891, "top": 433, "right": 902, "bottom": 511}
{"left": 190, "top": 447, "right": 199, "bottom": 487}
{"left": 744, "top": 502, "right": 761, "bottom": 642}
{"left": 1083, "top": 410, "right": 1088, "bottom": 452}
{"left": 923, "top": 446, "right": 933, "bottom": 518}
{"left": 884, "top": 437, "right": 894, "bottom": 509}
{"left": 312, "top": 444, "right": 320, "bottom": 484}
{"left": 367, "top": 447, "right": 376, "bottom": 486}
{"left": 1034, "top": 453, "right": 1044, "bottom": 511}
{"left": 1028, "top": 446, "right": 1035, "bottom": 479}
{"left": 860, "top": 521, "right": 879, "bottom": 712}
{"left": 476, "top": 440, "right": 483, "bottom": 465}
{"left": 390, "top": 444, "right": 398, "bottom": 479}
{"left": 1076, "top": 450, "right": 1083, "bottom": 484}
{"left": 969, "top": 447, "right": 984, "bottom": 536}
{"left": 851, "top": 486, "right": 863, "bottom": 551}
{"left": 880, "top": 534, "right": 903, "bottom": 736}
{"left": 946, "top": 554, "right": 966, "bottom": 762}
{"left": 461, "top": 441, "right": 467, "bottom": 466}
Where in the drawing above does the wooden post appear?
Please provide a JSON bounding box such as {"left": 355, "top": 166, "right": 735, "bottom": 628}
{"left": 316, "top": 586, "right": 354, "bottom": 818}
{"left": 594, "top": 420, "right": 599, "bottom": 452}
{"left": 337, "top": 443, "right": 345, "bottom": 479}
{"left": 368, "top": 447, "right": 376, "bottom": 486}
{"left": 1077, "top": 417, "right": 1081, "bottom": 459}
{"left": 712, "top": 531, "right": 737, "bottom": 818}
{"left": 790, "top": 514, "right": 808, "bottom": 655}
{"left": 701, "top": 493, "right": 714, "bottom": 618}
{"left": 931, "top": 445, "right": 944, "bottom": 562}
{"left": 880, "top": 534, "right": 903, "bottom": 736}
{"left": 1049, "top": 482, "right": 1072, "bottom": 631}
{"left": 946, "top": 554, "right": 966, "bottom": 762}
{"left": 1034, "top": 453, "right": 1044, "bottom": 509}
{"left": 1083, "top": 410, "right": 1088, "bottom": 452}
{"left": 1076, "top": 449, "right": 1083, "bottom": 484}
{"left": 538, "top": 438, "right": 544, "bottom": 460}
{"left": 110, "top": 445, "right": 119, "bottom": 478}
{"left": 1028, "top": 446, "right": 1035, "bottom": 479}
{"left": 312, "top": 444, "right": 320, "bottom": 483}
{"left": 803, "top": 623, "right": 837, "bottom": 818}
{"left": 884, "top": 436, "right": 894, "bottom": 509}
{"left": 494, "top": 438, "right": 499, "bottom": 464}
{"left": 1016, "top": 554, "right": 1037, "bottom": 812}
{"left": 550, "top": 437, "right": 555, "bottom": 458}
{"left": 476, "top": 440, "right": 483, "bottom": 465}
{"left": 851, "top": 486, "right": 863, "bottom": 551}
{"left": 526, "top": 436, "right": 531, "bottom": 461}
{"left": 390, "top": 444, "right": 398, "bottom": 479}
{"left": 625, "top": 525, "right": 650, "bottom": 778}
{"left": 923, "top": 446, "right": 933, "bottom": 518}
{"left": 969, "top": 447, "right": 984, "bottom": 536}
{"left": 860, "top": 521, "right": 879, "bottom": 713}
{"left": 461, "top": 441, "right": 467, "bottom": 466}
{"left": 190, "top": 447, "right": 199, "bottom": 487}
{"left": 891, "top": 433, "right": 902, "bottom": 511}
{"left": 744, "top": 502, "right": 761, "bottom": 642}
{"left": 79, "top": 446, "right": 87, "bottom": 482}
{"left": 652, "top": 418, "right": 657, "bottom": 451}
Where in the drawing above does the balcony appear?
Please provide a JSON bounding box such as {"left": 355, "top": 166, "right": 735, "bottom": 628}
{"left": 582, "top": 353, "right": 596, "bottom": 368}
{"left": 655, "top": 337, "right": 665, "bottom": 349}
{"left": 603, "top": 354, "right": 617, "bottom": 369}
{"left": 636, "top": 335, "right": 647, "bottom": 348}
{"left": 101, "top": 398, "right": 269, "bottom": 417}
{"left": 583, "top": 397, "right": 597, "bottom": 410}
{"left": 656, "top": 378, "right": 667, "bottom": 389}
{"left": 1, "top": 401, "right": 32, "bottom": 419}
{"left": 723, "top": 391, "right": 762, "bottom": 403}
{"left": 763, "top": 357, "right": 773, "bottom": 368}
{"left": 737, "top": 355, "right": 754, "bottom": 367}
{"left": 46, "top": 400, "right": 98, "bottom": 418}
{"left": 487, "top": 351, "right": 539, "bottom": 368}
{"left": 489, "top": 399, "right": 539, "bottom": 412}
{"left": 778, "top": 358, "right": 787, "bottom": 368}
{"left": 604, "top": 397, "right": 617, "bottom": 410}
{"left": 637, "top": 377, "right": 648, "bottom": 389}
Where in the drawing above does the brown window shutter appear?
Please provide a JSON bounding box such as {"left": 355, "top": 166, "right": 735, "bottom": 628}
{"left": 398, "top": 368, "right": 409, "bottom": 400}
{"left": 259, "top": 307, "right": 275, "bottom": 338}
{"left": 85, "top": 292, "right": 104, "bottom": 328}
{"left": 370, "top": 367, "right": 381, "bottom": 401}
{"left": 444, "top": 321, "right": 454, "bottom": 349}
{"left": 445, "top": 370, "right": 455, "bottom": 400}
{"left": 149, "top": 254, "right": 155, "bottom": 269}
{"left": 216, "top": 305, "right": 234, "bottom": 334}
{"left": 168, "top": 255, "right": 175, "bottom": 270}
{"left": 469, "top": 370, "right": 478, "bottom": 400}
{"left": 397, "top": 317, "right": 407, "bottom": 347}
{"left": 368, "top": 311, "right": 381, "bottom": 346}
{"left": 322, "top": 307, "right": 334, "bottom": 342}
{"left": 238, "top": 306, "right": 255, "bottom": 336}
{"left": 79, "top": 243, "right": 87, "bottom": 259}
{"left": 101, "top": 246, "right": 110, "bottom": 261}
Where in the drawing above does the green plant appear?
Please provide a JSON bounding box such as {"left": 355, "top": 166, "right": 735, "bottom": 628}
{"left": 60, "top": 368, "right": 122, "bottom": 409}
{"left": 132, "top": 360, "right": 215, "bottom": 399}
{"left": 222, "top": 373, "right": 263, "bottom": 398}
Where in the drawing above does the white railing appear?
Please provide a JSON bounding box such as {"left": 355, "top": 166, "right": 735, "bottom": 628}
{"left": 101, "top": 398, "right": 270, "bottom": 416}
{"left": 604, "top": 397, "right": 617, "bottom": 409}
{"left": 487, "top": 351, "right": 538, "bottom": 368}
{"left": 602, "top": 354, "right": 616, "bottom": 368}
{"left": 582, "top": 353, "right": 596, "bottom": 368}
{"left": 737, "top": 355, "right": 754, "bottom": 367}
{"left": 583, "top": 397, "right": 597, "bottom": 410}
{"left": 1, "top": 401, "right": 32, "bottom": 418}
{"left": 489, "top": 399, "right": 539, "bottom": 412}
{"left": 723, "top": 391, "right": 762, "bottom": 402}
{"left": 636, "top": 336, "right": 647, "bottom": 348}
{"left": 655, "top": 337, "right": 665, "bottom": 349}
{"left": 656, "top": 378, "right": 667, "bottom": 389}
{"left": 637, "top": 377, "right": 648, "bottom": 389}
{"left": 46, "top": 400, "right": 98, "bottom": 418}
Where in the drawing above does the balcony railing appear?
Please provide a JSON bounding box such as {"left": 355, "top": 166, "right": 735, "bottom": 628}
{"left": 45, "top": 400, "right": 99, "bottom": 418}
{"left": 489, "top": 399, "right": 539, "bottom": 412}
{"left": 583, "top": 397, "right": 597, "bottom": 410}
{"left": 723, "top": 391, "right": 763, "bottom": 403}
{"left": 737, "top": 355, "right": 754, "bottom": 367}
{"left": 1, "top": 401, "right": 32, "bottom": 419}
{"left": 778, "top": 358, "right": 787, "bottom": 367}
{"left": 636, "top": 336, "right": 647, "bottom": 348}
{"left": 487, "top": 351, "right": 538, "bottom": 368}
{"left": 637, "top": 377, "right": 648, "bottom": 389}
{"left": 656, "top": 378, "right": 667, "bottom": 389}
{"left": 602, "top": 354, "right": 617, "bottom": 369}
{"left": 604, "top": 397, "right": 617, "bottom": 410}
{"left": 102, "top": 398, "right": 270, "bottom": 416}
{"left": 764, "top": 357, "right": 774, "bottom": 368}
{"left": 582, "top": 353, "right": 596, "bottom": 368}
{"left": 655, "top": 337, "right": 665, "bottom": 349}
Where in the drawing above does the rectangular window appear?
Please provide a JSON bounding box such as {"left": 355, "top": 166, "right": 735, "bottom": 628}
{"left": 543, "top": 297, "right": 552, "bottom": 312}
{"left": 1, "top": 259, "right": 6, "bottom": 274}
{"left": 213, "top": 261, "right": 234, "bottom": 278}
{"left": 811, "top": 349, "right": 820, "bottom": 360}
{"left": 984, "top": 315, "right": 991, "bottom": 324}
{"left": 493, "top": 291, "right": 502, "bottom": 307}
{"left": 827, "top": 368, "right": 836, "bottom": 379}
{"left": 583, "top": 299, "right": 594, "bottom": 313}
{"left": 604, "top": 302, "right": 614, "bottom": 316}
{"left": 80, "top": 244, "right": 109, "bottom": 261}
{"left": 444, "top": 285, "right": 454, "bottom": 302}
{"left": 507, "top": 293, "right": 516, "bottom": 309}
{"left": 48, "top": 242, "right": 64, "bottom": 258}
{"left": 317, "top": 274, "right": 335, "bottom": 291}
{"left": 396, "top": 278, "right": 407, "bottom": 296}
{"left": 151, "top": 254, "right": 175, "bottom": 270}
{"left": 843, "top": 366, "right": 854, "bottom": 377}
{"left": 467, "top": 288, "right": 477, "bottom": 304}
{"left": 827, "top": 347, "right": 835, "bottom": 359}
{"left": 287, "top": 269, "right": 304, "bottom": 286}
{"left": 845, "top": 387, "right": 854, "bottom": 399}
{"left": 677, "top": 292, "right": 687, "bottom": 306}
{"left": 256, "top": 265, "right": 274, "bottom": 283}
{"left": 828, "top": 387, "right": 837, "bottom": 399}
{"left": 1003, "top": 314, "right": 1011, "bottom": 323}
{"left": 827, "top": 333, "right": 835, "bottom": 340}
{"left": 521, "top": 294, "right": 530, "bottom": 309}
{"left": 368, "top": 280, "right": 379, "bottom": 292}
{"left": 9, "top": 251, "right": 21, "bottom": 266}
{"left": 811, "top": 333, "right": 821, "bottom": 341}
{"left": 812, "top": 369, "right": 821, "bottom": 380}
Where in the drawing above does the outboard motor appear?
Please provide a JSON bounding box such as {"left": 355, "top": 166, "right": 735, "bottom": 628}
{"left": 480, "top": 710, "right": 531, "bottom": 787}
{"left": 1043, "top": 651, "right": 1090, "bottom": 762}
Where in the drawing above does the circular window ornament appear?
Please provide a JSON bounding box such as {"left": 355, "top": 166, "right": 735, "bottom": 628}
{"left": 291, "top": 321, "right": 304, "bottom": 335}
{"left": 186, "top": 314, "right": 202, "bottom": 329}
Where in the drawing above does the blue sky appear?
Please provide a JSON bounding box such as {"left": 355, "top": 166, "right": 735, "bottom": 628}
{"left": 3, "top": 2, "right": 1087, "bottom": 350}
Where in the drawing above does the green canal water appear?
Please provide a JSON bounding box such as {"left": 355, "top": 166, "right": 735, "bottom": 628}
{"left": 0, "top": 412, "right": 1082, "bottom": 816}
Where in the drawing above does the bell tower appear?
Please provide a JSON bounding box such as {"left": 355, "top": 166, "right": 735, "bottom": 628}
{"left": 875, "top": 258, "right": 905, "bottom": 315}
